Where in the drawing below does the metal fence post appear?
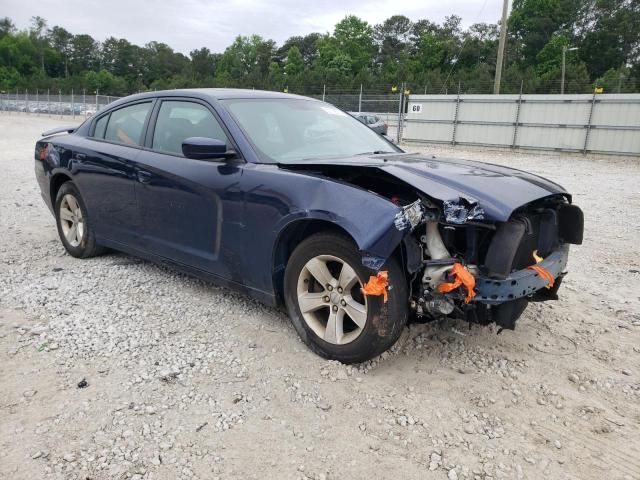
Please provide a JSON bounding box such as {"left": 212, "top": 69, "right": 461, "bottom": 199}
{"left": 452, "top": 82, "right": 461, "bottom": 145}
{"left": 512, "top": 80, "right": 524, "bottom": 149}
{"left": 95, "top": 89, "right": 99, "bottom": 112}
{"left": 396, "top": 82, "right": 404, "bottom": 143}
{"left": 358, "top": 84, "right": 363, "bottom": 113}
{"left": 583, "top": 90, "right": 597, "bottom": 154}
{"left": 71, "top": 88, "right": 75, "bottom": 119}
{"left": 35, "top": 89, "right": 39, "bottom": 115}
{"left": 322, "top": 84, "right": 326, "bottom": 102}
{"left": 58, "top": 90, "right": 61, "bottom": 115}
{"left": 25, "top": 89, "right": 28, "bottom": 114}
{"left": 83, "top": 89, "right": 86, "bottom": 117}
{"left": 47, "top": 89, "right": 50, "bottom": 116}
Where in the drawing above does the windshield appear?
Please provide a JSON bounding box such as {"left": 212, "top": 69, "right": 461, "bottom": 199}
{"left": 222, "top": 99, "right": 400, "bottom": 163}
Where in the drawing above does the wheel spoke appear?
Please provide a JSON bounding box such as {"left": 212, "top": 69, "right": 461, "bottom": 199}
{"left": 76, "top": 222, "right": 84, "bottom": 243}
{"left": 298, "top": 292, "right": 326, "bottom": 313}
{"left": 66, "top": 195, "right": 79, "bottom": 212}
{"left": 338, "top": 263, "right": 358, "bottom": 290}
{"left": 342, "top": 295, "right": 367, "bottom": 328}
{"left": 305, "top": 257, "right": 335, "bottom": 287}
{"left": 67, "top": 223, "right": 77, "bottom": 243}
{"left": 324, "top": 309, "right": 344, "bottom": 344}
{"left": 59, "top": 207, "right": 74, "bottom": 222}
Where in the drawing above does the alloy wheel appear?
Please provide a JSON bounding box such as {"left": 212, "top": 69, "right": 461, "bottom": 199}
{"left": 296, "top": 254, "right": 368, "bottom": 345}
{"left": 59, "top": 194, "right": 85, "bottom": 247}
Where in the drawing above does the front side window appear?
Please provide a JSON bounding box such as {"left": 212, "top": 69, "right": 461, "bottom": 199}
{"left": 152, "top": 101, "right": 228, "bottom": 156}
{"left": 104, "top": 102, "right": 152, "bottom": 146}
{"left": 223, "top": 99, "right": 399, "bottom": 163}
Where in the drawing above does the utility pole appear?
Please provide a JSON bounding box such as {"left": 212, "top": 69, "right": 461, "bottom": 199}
{"left": 561, "top": 46, "right": 578, "bottom": 95}
{"left": 493, "top": 0, "right": 510, "bottom": 94}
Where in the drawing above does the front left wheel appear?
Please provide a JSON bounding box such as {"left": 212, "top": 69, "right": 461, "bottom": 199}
{"left": 284, "top": 232, "right": 408, "bottom": 363}
{"left": 54, "top": 181, "right": 105, "bottom": 258}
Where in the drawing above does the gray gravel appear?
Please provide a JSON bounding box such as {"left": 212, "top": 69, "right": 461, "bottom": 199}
{"left": 1, "top": 113, "right": 639, "bottom": 480}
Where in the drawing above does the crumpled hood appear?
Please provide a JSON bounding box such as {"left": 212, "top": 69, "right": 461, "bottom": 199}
{"left": 281, "top": 153, "right": 569, "bottom": 222}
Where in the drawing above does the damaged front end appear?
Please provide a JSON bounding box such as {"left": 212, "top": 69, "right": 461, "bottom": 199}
{"left": 399, "top": 195, "right": 584, "bottom": 331}
{"left": 278, "top": 157, "right": 583, "bottom": 332}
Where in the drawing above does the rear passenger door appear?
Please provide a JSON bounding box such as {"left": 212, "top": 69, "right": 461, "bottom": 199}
{"left": 73, "top": 100, "right": 154, "bottom": 245}
{"left": 133, "top": 98, "right": 245, "bottom": 278}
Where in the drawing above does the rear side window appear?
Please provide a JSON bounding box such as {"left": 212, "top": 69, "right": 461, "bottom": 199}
{"left": 104, "top": 102, "right": 152, "bottom": 146}
{"left": 93, "top": 114, "right": 109, "bottom": 139}
{"left": 152, "top": 101, "right": 228, "bottom": 156}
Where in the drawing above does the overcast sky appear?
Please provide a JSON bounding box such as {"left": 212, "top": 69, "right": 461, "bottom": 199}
{"left": 4, "top": 0, "right": 504, "bottom": 54}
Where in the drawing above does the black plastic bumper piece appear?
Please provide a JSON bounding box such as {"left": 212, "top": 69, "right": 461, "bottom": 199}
{"left": 474, "top": 244, "right": 570, "bottom": 304}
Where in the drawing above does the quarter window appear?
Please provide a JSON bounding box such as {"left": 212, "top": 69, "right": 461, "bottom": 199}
{"left": 93, "top": 114, "right": 109, "bottom": 139}
{"left": 103, "top": 102, "right": 152, "bottom": 146}
{"left": 152, "top": 101, "right": 228, "bottom": 156}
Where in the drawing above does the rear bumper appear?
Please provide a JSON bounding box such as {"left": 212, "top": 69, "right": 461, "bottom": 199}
{"left": 35, "top": 160, "right": 54, "bottom": 214}
{"left": 474, "top": 244, "right": 569, "bottom": 304}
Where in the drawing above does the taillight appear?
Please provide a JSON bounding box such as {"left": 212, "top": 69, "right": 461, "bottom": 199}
{"left": 37, "top": 144, "right": 48, "bottom": 161}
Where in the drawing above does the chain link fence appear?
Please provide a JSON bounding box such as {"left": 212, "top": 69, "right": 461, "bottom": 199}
{"left": 0, "top": 87, "right": 403, "bottom": 130}
{"left": 0, "top": 90, "right": 121, "bottom": 118}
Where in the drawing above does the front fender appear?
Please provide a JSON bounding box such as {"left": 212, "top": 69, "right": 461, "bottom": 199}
{"left": 272, "top": 181, "right": 408, "bottom": 269}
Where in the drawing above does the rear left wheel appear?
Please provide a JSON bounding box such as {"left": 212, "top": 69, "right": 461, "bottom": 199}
{"left": 54, "top": 182, "right": 105, "bottom": 258}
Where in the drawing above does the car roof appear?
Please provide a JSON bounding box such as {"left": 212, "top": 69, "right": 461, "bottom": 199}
{"left": 108, "top": 88, "right": 317, "bottom": 108}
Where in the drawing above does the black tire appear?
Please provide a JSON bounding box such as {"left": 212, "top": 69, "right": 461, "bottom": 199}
{"left": 284, "top": 232, "right": 408, "bottom": 363}
{"left": 54, "top": 181, "right": 105, "bottom": 258}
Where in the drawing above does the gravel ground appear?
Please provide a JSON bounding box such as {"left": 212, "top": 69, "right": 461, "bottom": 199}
{"left": 1, "top": 113, "right": 639, "bottom": 480}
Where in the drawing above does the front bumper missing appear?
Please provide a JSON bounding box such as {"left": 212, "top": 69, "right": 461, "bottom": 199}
{"left": 474, "top": 245, "right": 570, "bottom": 304}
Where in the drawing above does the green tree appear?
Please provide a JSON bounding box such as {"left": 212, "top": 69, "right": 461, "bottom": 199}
{"left": 47, "top": 26, "right": 72, "bottom": 77}
{"left": 69, "top": 34, "right": 98, "bottom": 74}
{"left": 190, "top": 47, "right": 216, "bottom": 79}
{"left": 284, "top": 46, "right": 304, "bottom": 78}
{"left": 29, "top": 16, "right": 47, "bottom": 75}
{"left": 0, "top": 17, "right": 16, "bottom": 39}
{"left": 576, "top": 0, "right": 640, "bottom": 78}
{"left": 319, "top": 16, "right": 375, "bottom": 75}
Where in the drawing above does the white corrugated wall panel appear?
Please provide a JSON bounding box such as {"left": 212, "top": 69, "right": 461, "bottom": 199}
{"left": 518, "top": 96, "right": 592, "bottom": 126}
{"left": 588, "top": 129, "right": 640, "bottom": 154}
{"left": 456, "top": 124, "right": 514, "bottom": 146}
{"left": 403, "top": 122, "right": 453, "bottom": 142}
{"left": 516, "top": 126, "right": 585, "bottom": 150}
{"left": 404, "top": 94, "right": 640, "bottom": 155}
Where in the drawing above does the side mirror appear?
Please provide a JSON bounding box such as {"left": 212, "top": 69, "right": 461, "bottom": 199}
{"left": 182, "top": 137, "right": 236, "bottom": 160}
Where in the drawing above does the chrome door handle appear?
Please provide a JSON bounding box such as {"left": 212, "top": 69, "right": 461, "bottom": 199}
{"left": 137, "top": 170, "right": 152, "bottom": 184}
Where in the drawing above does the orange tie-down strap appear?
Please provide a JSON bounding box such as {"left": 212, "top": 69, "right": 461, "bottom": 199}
{"left": 437, "top": 263, "right": 476, "bottom": 304}
{"left": 528, "top": 264, "right": 555, "bottom": 288}
{"left": 361, "top": 271, "right": 389, "bottom": 303}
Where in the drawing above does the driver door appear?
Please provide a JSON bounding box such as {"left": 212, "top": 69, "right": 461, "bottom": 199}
{"left": 133, "top": 99, "right": 245, "bottom": 279}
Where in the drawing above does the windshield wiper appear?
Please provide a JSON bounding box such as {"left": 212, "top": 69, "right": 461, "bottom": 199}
{"left": 356, "top": 150, "right": 394, "bottom": 156}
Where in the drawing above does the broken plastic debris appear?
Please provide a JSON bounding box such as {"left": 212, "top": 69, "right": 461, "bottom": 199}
{"left": 437, "top": 263, "right": 476, "bottom": 303}
{"left": 528, "top": 264, "right": 555, "bottom": 289}
{"left": 362, "top": 254, "right": 386, "bottom": 270}
{"left": 394, "top": 200, "right": 425, "bottom": 231}
{"left": 443, "top": 198, "right": 485, "bottom": 224}
{"left": 361, "top": 271, "right": 389, "bottom": 303}
{"left": 532, "top": 249, "right": 544, "bottom": 263}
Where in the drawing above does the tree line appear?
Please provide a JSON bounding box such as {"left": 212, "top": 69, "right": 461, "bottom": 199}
{"left": 0, "top": 0, "right": 638, "bottom": 96}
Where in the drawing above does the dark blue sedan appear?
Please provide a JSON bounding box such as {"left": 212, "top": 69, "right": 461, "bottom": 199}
{"left": 34, "top": 89, "right": 583, "bottom": 363}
